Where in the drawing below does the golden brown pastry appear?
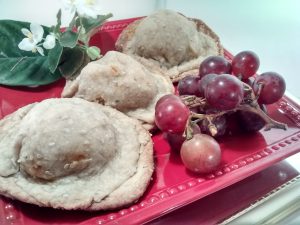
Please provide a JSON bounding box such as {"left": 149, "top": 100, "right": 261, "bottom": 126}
{"left": 62, "top": 51, "right": 174, "bottom": 129}
{"left": 0, "top": 98, "right": 153, "bottom": 210}
{"left": 116, "top": 9, "right": 223, "bottom": 81}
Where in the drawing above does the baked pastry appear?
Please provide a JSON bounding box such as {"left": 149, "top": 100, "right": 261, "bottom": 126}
{"left": 116, "top": 9, "right": 223, "bottom": 82}
{"left": 0, "top": 98, "right": 153, "bottom": 210}
{"left": 62, "top": 51, "right": 174, "bottom": 129}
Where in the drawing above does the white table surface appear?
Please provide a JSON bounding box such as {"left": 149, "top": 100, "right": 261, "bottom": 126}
{"left": 1, "top": 1, "right": 300, "bottom": 223}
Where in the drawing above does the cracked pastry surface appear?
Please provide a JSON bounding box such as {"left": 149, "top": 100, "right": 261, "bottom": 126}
{"left": 62, "top": 51, "right": 174, "bottom": 129}
{"left": 116, "top": 9, "right": 223, "bottom": 82}
{"left": 0, "top": 98, "right": 153, "bottom": 210}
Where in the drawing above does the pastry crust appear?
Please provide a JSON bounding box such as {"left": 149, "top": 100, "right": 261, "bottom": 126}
{"left": 116, "top": 10, "right": 223, "bottom": 82}
{"left": 62, "top": 51, "right": 174, "bottom": 129}
{"left": 0, "top": 98, "right": 154, "bottom": 210}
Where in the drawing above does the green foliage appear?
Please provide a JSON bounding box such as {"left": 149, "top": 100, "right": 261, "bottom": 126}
{"left": 0, "top": 11, "right": 112, "bottom": 86}
{"left": 0, "top": 20, "right": 62, "bottom": 86}
{"left": 58, "top": 47, "right": 89, "bottom": 78}
{"left": 59, "top": 30, "right": 80, "bottom": 48}
{"left": 48, "top": 41, "right": 63, "bottom": 73}
{"left": 81, "top": 13, "right": 112, "bottom": 34}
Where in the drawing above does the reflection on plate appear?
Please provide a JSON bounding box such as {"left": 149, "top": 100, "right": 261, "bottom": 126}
{"left": 147, "top": 160, "right": 300, "bottom": 225}
{"left": 1, "top": 18, "right": 300, "bottom": 225}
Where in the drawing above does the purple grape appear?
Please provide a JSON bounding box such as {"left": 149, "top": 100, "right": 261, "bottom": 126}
{"left": 178, "top": 75, "right": 201, "bottom": 96}
{"left": 252, "top": 72, "right": 286, "bottom": 104}
{"left": 166, "top": 124, "right": 201, "bottom": 152}
{"left": 155, "top": 94, "right": 190, "bottom": 134}
{"left": 237, "top": 110, "right": 266, "bottom": 132}
{"left": 232, "top": 51, "right": 260, "bottom": 79}
{"left": 205, "top": 74, "right": 244, "bottom": 110}
{"left": 199, "top": 56, "right": 232, "bottom": 78}
{"left": 199, "top": 115, "right": 227, "bottom": 137}
{"left": 198, "top": 73, "right": 217, "bottom": 97}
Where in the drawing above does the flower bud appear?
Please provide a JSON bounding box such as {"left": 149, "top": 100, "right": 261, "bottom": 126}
{"left": 86, "top": 46, "right": 100, "bottom": 60}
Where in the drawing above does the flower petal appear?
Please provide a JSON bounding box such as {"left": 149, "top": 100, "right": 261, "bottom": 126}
{"left": 61, "top": 0, "right": 77, "bottom": 26}
{"left": 18, "top": 38, "right": 35, "bottom": 51}
{"left": 30, "top": 23, "right": 44, "bottom": 43}
{"left": 77, "top": 6, "right": 97, "bottom": 18}
{"left": 36, "top": 46, "right": 45, "bottom": 56}
{"left": 43, "top": 34, "right": 56, "bottom": 49}
{"left": 75, "top": 0, "right": 101, "bottom": 18}
{"left": 61, "top": 0, "right": 77, "bottom": 15}
{"left": 21, "top": 28, "right": 32, "bottom": 38}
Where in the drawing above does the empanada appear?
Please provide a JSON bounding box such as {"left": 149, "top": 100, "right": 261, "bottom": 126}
{"left": 62, "top": 51, "right": 174, "bottom": 129}
{"left": 0, "top": 98, "right": 153, "bottom": 210}
{"left": 116, "top": 10, "right": 223, "bottom": 82}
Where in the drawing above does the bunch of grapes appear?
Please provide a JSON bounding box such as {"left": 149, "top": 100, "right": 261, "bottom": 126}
{"left": 155, "top": 51, "right": 287, "bottom": 174}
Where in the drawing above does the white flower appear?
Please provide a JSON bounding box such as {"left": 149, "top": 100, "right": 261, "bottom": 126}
{"left": 62, "top": 0, "right": 102, "bottom": 19}
{"left": 76, "top": 0, "right": 102, "bottom": 18}
{"left": 18, "top": 23, "right": 45, "bottom": 55}
{"left": 18, "top": 23, "right": 56, "bottom": 56}
{"left": 61, "top": 0, "right": 77, "bottom": 18}
{"left": 43, "top": 33, "right": 56, "bottom": 49}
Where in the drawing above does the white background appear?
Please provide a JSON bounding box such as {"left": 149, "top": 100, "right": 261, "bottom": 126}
{"left": 1, "top": 0, "right": 300, "bottom": 98}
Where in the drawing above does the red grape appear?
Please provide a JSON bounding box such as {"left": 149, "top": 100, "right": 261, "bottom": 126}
{"left": 232, "top": 51, "right": 260, "bottom": 79}
{"left": 225, "top": 112, "right": 242, "bottom": 135}
{"left": 166, "top": 133, "right": 185, "bottom": 152}
{"left": 198, "top": 73, "right": 217, "bottom": 97}
{"left": 199, "top": 115, "right": 227, "bottom": 137}
{"left": 199, "top": 56, "right": 232, "bottom": 78}
{"left": 180, "top": 134, "right": 221, "bottom": 173}
{"left": 237, "top": 110, "right": 266, "bottom": 132}
{"left": 155, "top": 93, "right": 178, "bottom": 106}
{"left": 166, "top": 124, "right": 201, "bottom": 152}
{"left": 155, "top": 94, "right": 190, "bottom": 134}
{"left": 252, "top": 72, "right": 286, "bottom": 104}
{"left": 178, "top": 75, "right": 201, "bottom": 96}
{"left": 205, "top": 74, "right": 244, "bottom": 110}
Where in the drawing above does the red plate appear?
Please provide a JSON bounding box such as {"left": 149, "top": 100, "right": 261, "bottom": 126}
{"left": 1, "top": 18, "right": 300, "bottom": 225}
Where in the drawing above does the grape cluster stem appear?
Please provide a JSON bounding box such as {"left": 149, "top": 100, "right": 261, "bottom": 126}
{"left": 181, "top": 84, "right": 287, "bottom": 138}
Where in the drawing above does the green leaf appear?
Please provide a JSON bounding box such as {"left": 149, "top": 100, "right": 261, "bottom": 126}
{"left": 54, "top": 9, "right": 62, "bottom": 33}
{"left": 0, "top": 56, "right": 62, "bottom": 86}
{"left": 0, "top": 20, "right": 62, "bottom": 86}
{"left": 59, "top": 30, "right": 79, "bottom": 48}
{"left": 59, "top": 47, "right": 89, "bottom": 78}
{"left": 68, "top": 15, "right": 77, "bottom": 30}
{"left": 81, "top": 13, "right": 112, "bottom": 34}
{"left": 57, "top": 9, "right": 62, "bottom": 23}
{"left": 75, "top": 16, "right": 81, "bottom": 27}
{"left": 48, "top": 42, "right": 63, "bottom": 73}
{"left": 0, "top": 20, "right": 51, "bottom": 58}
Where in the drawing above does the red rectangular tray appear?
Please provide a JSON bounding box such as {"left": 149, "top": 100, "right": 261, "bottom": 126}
{"left": 1, "top": 17, "right": 300, "bottom": 225}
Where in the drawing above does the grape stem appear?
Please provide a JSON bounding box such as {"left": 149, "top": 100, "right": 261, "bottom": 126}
{"left": 241, "top": 82, "right": 287, "bottom": 130}
{"left": 237, "top": 104, "right": 287, "bottom": 131}
{"left": 207, "top": 119, "right": 218, "bottom": 136}
{"left": 253, "top": 82, "right": 264, "bottom": 102}
{"left": 191, "top": 111, "right": 226, "bottom": 119}
{"left": 189, "top": 103, "right": 286, "bottom": 132}
{"left": 190, "top": 111, "right": 228, "bottom": 137}
{"left": 184, "top": 117, "right": 194, "bottom": 140}
{"left": 243, "top": 83, "right": 256, "bottom": 105}
{"left": 182, "top": 79, "right": 287, "bottom": 138}
{"left": 181, "top": 95, "right": 206, "bottom": 108}
{"left": 185, "top": 95, "right": 287, "bottom": 137}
